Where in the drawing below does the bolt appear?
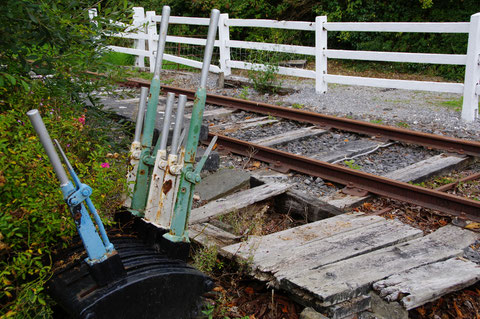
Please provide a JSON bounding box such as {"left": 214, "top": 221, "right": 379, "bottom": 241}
{"left": 81, "top": 188, "right": 90, "bottom": 196}
{"left": 70, "top": 199, "right": 78, "bottom": 205}
{"left": 274, "top": 161, "right": 281, "bottom": 167}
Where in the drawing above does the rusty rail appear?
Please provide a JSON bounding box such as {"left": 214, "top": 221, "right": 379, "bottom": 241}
{"left": 435, "top": 172, "right": 480, "bottom": 192}
{"left": 94, "top": 75, "right": 480, "bottom": 157}
{"left": 208, "top": 133, "right": 480, "bottom": 221}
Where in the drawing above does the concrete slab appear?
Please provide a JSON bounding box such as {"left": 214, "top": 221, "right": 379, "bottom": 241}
{"left": 196, "top": 168, "right": 251, "bottom": 201}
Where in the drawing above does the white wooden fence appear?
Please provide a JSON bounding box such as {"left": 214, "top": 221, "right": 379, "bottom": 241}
{"left": 93, "top": 8, "right": 480, "bottom": 122}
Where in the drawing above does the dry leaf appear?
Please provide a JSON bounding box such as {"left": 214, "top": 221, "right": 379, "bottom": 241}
{"left": 245, "top": 287, "right": 254, "bottom": 295}
{"left": 465, "top": 222, "right": 480, "bottom": 230}
{"left": 213, "top": 286, "right": 224, "bottom": 292}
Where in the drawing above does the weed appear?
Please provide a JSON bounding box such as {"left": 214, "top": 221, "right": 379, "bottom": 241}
{"left": 247, "top": 62, "right": 282, "bottom": 94}
{"left": 292, "top": 103, "right": 304, "bottom": 109}
{"left": 440, "top": 98, "right": 462, "bottom": 112}
{"left": 396, "top": 121, "right": 410, "bottom": 128}
{"left": 267, "top": 115, "right": 277, "bottom": 120}
{"left": 193, "top": 245, "right": 223, "bottom": 275}
{"left": 238, "top": 86, "right": 249, "bottom": 100}
{"left": 344, "top": 160, "right": 361, "bottom": 170}
{"left": 370, "top": 118, "right": 383, "bottom": 124}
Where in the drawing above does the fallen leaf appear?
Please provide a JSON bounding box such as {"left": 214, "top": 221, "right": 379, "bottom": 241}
{"left": 465, "top": 222, "right": 480, "bottom": 230}
{"left": 251, "top": 161, "right": 261, "bottom": 168}
{"left": 453, "top": 300, "right": 464, "bottom": 318}
{"left": 213, "top": 286, "right": 224, "bottom": 292}
{"left": 245, "top": 287, "right": 254, "bottom": 295}
{"left": 344, "top": 139, "right": 349, "bottom": 142}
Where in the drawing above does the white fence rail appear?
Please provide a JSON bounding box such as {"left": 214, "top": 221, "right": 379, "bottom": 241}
{"left": 93, "top": 8, "right": 480, "bottom": 122}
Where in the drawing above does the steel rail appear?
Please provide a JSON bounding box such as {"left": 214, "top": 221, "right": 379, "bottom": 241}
{"left": 207, "top": 133, "right": 480, "bottom": 221}
{"left": 118, "top": 77, "right": 480, "bottom": 157}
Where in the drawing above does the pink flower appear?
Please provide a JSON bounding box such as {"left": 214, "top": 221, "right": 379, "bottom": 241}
{"left": 77, "top": 115, "right": 86, "bottom": 125}
{"left": 101, "top": 162, "right": 110, "bottom": 168}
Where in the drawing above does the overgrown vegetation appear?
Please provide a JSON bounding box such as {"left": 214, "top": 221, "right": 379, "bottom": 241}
{"left": 0, "top": 0, "right": 131, "bottom": 317}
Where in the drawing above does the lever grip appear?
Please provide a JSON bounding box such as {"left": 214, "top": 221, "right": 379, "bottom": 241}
{"left": 27, "top": 109, "right": 69, "bottom": 185}
{"left": 199, "top": 9, "right": 220, "bottom": 88}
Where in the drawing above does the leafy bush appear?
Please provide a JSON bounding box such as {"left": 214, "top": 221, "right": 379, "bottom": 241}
{"left": 0, "top": 81, "right": 128, "bottom": 318}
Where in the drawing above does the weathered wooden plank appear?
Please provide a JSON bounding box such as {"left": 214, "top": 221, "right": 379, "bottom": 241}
{"left": 313, "top": 139, "right": 381, "bottom": 163}
{"left": 222, "top": 212, "right": 383, "bottom": 263}
{"left": 189, "top": 183, "right": 291, "bottom": 224}
{"left": 270, "top": 220, "right": 422, "bottom": 280}
{"left": 252, "top": 127, "right": 327, "bottom": 147}
{"left": 324, "top": 154, "right": 470, "bottom": 210}
{"left": 274, "top": 189, "right": 344, "bottom": 221}
{"left": 282, "top": 225, "right": 478, "bottom": 307}
{"left": 185, "top": 108, "right": 234, "bottom": 121}
{"left": 383, "top": 154, "right": 468, "bottom": 183}
{"left": 373, "top": 257, "right": 480, "bottom": 310}
{"left": 189, "top": 223, "right": 241, "bottom": 248}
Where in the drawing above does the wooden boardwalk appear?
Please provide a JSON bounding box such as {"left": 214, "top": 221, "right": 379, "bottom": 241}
{"left": 191, "top": 208, "right": 479, "bottom": 318}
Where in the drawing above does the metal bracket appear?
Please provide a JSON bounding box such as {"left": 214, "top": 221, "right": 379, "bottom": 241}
{"left": 341, "top": 183, "right": 369, "bottom": 197}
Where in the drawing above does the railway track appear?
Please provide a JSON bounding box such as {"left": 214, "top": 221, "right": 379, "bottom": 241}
{"left": 113, "top": 78, "right": 480, "bottom": 222}
{"left": 93, "top": 79, "right": 480, "bottom": 319}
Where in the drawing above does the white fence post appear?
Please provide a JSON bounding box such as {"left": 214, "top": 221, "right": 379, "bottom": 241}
{"left": 218, "top": 13, "right": 231, "bottom": 76}
{"left": 132, "top": 7, "right": 146, "bottom": 68}
{"left": 146, "top": 11, "right": 157, "bottom": 73}
{"left": 462, "top": 13, "right": 480, "bottom": 122}
{"left": 315, "top": 16, "right": 328, "bottom": 93}
{"left": 88, "top": 8, "right": 98, "bottom": 21}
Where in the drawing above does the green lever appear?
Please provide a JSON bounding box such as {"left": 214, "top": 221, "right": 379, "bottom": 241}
{"left": 163, "top": 9, "right": 220, "bottom": 243}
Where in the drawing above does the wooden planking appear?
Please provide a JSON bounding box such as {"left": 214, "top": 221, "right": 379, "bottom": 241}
{"left": 189, "top": 223, "right": 241, "bottom": 248}
{"left": 324, "top": 22, "right": 470, "bottom": 33}
{"left": 189, "top": 183, "right": 291, "bottom": 224}
{"left": 252, "top": 127, "right": 327, "bottom": 147}
{"left": 325, "top": 49, "right": 466, "bottom": 65}
{"left": 270, "top": 220, "right": 423, "bottom": 280}
{"left": 325, "top": 154, "right": 469, "bottom": 210}
{"left": 324, "top": 74, "right": 464, "bottom": 93}
{"left": 222, "top": 212, "right": 384, "bottom": 263}
{"left": 313, "top": 139, "right": 382, "bottom": 163}
{"left": 383, "top": 154, "right": 468, "bottom": 183}
{"left": 282, "top": 225, "right": 478, "bottom": 307}
{"left": 373, "top": 257, "right": 480, "bottom": 310}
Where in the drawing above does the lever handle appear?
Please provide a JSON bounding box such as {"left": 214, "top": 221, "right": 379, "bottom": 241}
{"left": 27, "top": 109, "right": 69, "bottom": 186}
{"left": 133, "top": 87, "right": 149, "bottom": 144}
{"left": 199, "top": 9, "right": 220, "bottom": 88}
{"left": 193, "top": 135, "right": 218, "bottom": 176}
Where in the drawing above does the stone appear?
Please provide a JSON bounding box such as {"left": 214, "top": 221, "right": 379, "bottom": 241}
{"left": 195, "top": 168, "right": 251, "bottom": 202}
{"left": 368, "top": 292, "right": 408, "bottom": 319}
{"left": 300, "top": 307, "right": 330, "bottom": 319}
{"left": 195, "top": 149, "right": 220, "bottom": 172}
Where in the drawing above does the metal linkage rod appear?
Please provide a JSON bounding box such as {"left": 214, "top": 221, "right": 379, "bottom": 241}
{"left": 133, "top": 86, "right": 149, "bottom": 144}
{"left": 170, "top": 95, "right": 186, "bottom": 156}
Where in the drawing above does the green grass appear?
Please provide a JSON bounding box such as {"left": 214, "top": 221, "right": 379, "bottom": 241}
{"left": 102, "top": 52, "right": 135, "bottom": 66}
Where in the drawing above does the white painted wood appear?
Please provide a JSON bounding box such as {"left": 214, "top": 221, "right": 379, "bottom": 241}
{"left": 461, "top": 13, "right": 480, "bottom": 122}
{"left": 109, "top": 32, "right": 150, "bottom": 40}
{"left": 373, "top": 257, "right": 480, "bottom": 310}
{"left": 324, "top": 74, "right": 464, "bottom": 93}
{"left": 163, "top": 54, "right": 221, "bottom": 73}
{"left": 225, "top": 19, "right": 315, "bottom": 31}
{"left": 165, "top": 36, "right": 221, "bottom": 47}
{"left": 476, "top": 83, "right": 480, "bottom": 95}
{"left": 326, "top": 50, "right": 467, "bottom": 65}
{"left": 251, "top": 127, "right": 327, "bottom": 147}
{"left": 152, "top": 15, "right": 211, "bottom": 26}
{"left": 283, "top": 225, "right": 478, "bottom": 307}
{"left": 228, "top": 60, "right": 316, "bottom": 79}
{"left": 218, "top": 13, "right": 232, "bottom": 76}
{"left": 316, "top": 16, "right": 328, "bottom": 93}
{"left": 132, "top": 7, "right": 146, "bottom": 68}
{"left": 146, "top": 11, "right": 157, "bottom": 72}
{"left": 189, "top": 183, "right": 291, "bottom": 224}
{"left": 324, "top": 22, "right": 470, "bottom": 33}
{"left": 227, "top": 40, "right": 314, "bottom": 55}
{"left": 107, "top": 46, "right": 151, "bottom": 58}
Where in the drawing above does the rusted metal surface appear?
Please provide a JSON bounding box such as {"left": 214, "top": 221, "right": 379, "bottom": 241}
{"left": 435, "top": 172, "right": 480, "bottom": 192}
{"left": 91, "top": 74, "right": 480, "bottom": 157}
{"left": 209, "top": 133, "right": 480, "bottom": 221}
{"left": 159, "top": 85, "right": 480, "bottom": 157}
